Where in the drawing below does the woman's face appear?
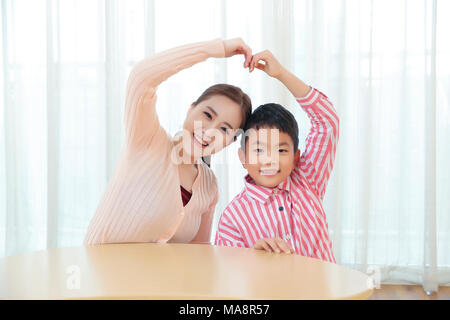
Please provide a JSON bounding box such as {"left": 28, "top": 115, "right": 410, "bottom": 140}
{"left": 181, "top": 95, "right": 243, "bottom": 160}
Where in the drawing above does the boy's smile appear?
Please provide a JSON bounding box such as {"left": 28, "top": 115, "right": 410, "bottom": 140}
{"left": 239, "top": 127, "right": 300, "bottom": 188}
{"left": 260, "top": 168, "right": 281, "bottom": 176}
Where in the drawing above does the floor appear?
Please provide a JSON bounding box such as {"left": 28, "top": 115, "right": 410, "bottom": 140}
{"left": 368, "top": 285, "right": 450, "bottom": 300}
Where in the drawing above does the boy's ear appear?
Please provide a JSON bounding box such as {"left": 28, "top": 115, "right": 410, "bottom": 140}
{"left": 238, "top": 148, "right": 247, "bottom": 169}
{"left": 294, "top": 149, "right": 301, "bottom": 165}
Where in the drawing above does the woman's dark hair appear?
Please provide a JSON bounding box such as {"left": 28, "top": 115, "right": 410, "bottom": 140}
{"left": 241, "top": 103, "right": 299, "bottom": 153}
{"left": 193, "top": 84, "right": 252, "bottom": 167}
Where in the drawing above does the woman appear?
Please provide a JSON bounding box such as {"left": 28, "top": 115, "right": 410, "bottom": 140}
{"left": 84, "top": 38, "right": 253, "bottom": 245}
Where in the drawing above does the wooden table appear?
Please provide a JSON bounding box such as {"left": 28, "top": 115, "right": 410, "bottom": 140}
{"left": 0, "top": 243, "right": 373, "bottom": 299}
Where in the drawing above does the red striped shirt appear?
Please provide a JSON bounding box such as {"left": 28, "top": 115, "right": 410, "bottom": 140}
{"left": 214, "top": 88, "right": 339, "bottom": 264}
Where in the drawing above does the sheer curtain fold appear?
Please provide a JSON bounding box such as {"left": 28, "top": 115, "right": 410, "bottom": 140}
{"left": 0, "top": 0, "right": 449, "bottom": 291}
{"left": 104, "top": 0, "right": 126, "bottom": 179}
{"left": 45, "top": 0, "right": 60, "bottom": 249}
{"left": 423, "top": 0, "right": 438, "bottom": 293}
{"left": 0, "top": 0, "right": 9, "bottom": 258}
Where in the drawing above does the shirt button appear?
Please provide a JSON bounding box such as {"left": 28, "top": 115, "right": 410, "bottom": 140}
{"left": 279, "top": 206, "right": 284, "bottom": 211}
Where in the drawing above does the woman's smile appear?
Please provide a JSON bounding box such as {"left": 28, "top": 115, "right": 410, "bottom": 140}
{"left": 193, "top": 133, "right": 209, "bottom": 149}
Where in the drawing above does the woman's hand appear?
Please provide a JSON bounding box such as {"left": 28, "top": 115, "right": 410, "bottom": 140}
{"left": 223, "top": 38, "right": 253, "bottom": 69}
{"left": 253, "top": 238, "right": 294, "bottom": 254}
{"left": 249, "top": 50, "right": 284, "bottom": 79}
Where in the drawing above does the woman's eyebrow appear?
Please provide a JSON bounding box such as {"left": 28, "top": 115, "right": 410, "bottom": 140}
{"left": 206, "top": 106, "right": 217, "bottom": 116}
{"left": 223, "top": 122, "right": 233, "bottom": 129}
{"left": 207, "top": 106, "right": 233, "bottom": 129}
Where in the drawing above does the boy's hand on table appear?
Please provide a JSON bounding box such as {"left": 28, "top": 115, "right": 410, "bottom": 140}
{"left": 253, "top": 238, "right": 294, "bottom": 254}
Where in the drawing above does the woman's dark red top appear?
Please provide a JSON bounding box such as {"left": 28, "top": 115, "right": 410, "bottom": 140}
{"left": 180, "top": 186, "right": 192, "bottom": 207}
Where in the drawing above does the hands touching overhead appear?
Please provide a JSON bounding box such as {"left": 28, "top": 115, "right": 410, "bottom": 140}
{"left": 223, "top": 38, "right": 283, "bottom": 78}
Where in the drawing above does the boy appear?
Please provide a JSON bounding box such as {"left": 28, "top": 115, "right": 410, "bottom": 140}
{"left": 214, "top": 50, "right": 339, "bottom": 264}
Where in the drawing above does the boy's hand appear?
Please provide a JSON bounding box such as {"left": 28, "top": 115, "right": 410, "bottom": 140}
{"left": 249, "top": 50, "right": 284, "bottom": 78}
{"left": 251, "top": 49, "right": 311, "bottom": 98}
{"left": 253, "top": 238, "right": 294, "bottom": 254}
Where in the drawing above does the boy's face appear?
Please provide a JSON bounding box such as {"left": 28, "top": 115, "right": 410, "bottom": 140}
{"left": 238, "top": 127, "right": 300, "bottom": 188}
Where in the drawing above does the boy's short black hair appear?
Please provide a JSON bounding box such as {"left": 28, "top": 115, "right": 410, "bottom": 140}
{"left": 241, "top": 103, "right": 299, "bottom": 152}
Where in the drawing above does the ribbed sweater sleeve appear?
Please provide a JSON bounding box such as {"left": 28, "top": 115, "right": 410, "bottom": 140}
{"left": 124, "top": 38, "right": 226, "bottom": 149}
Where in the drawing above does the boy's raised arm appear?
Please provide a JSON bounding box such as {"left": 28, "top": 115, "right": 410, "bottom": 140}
{"left": 277, "top": 68, "right": 339, "bottom": 200}
{"left": 294, "top": 86, "right": 339, "bottom": 200}
{"left": 249, "top": 51, "right": 340, "bottom": 200}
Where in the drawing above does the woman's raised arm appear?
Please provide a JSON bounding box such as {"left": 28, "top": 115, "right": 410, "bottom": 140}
{"left": 123, "top": 38, "right": 252, "bottom": 149}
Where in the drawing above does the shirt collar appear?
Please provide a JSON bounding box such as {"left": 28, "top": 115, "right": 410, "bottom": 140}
{"left": 244, "top": 174, "right": 292, "bottom": 204}
{"left": 278, "top": 175, "right": 292, "bottom": 193}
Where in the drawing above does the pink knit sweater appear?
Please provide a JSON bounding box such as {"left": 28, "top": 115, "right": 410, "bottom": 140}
{"left": 84, "top": 39, "right": 225, "bottom": 245}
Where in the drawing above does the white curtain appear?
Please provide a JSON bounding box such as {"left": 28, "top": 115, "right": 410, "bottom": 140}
{"left": 1, "top": 0, "right": 449, "bottom": 292}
